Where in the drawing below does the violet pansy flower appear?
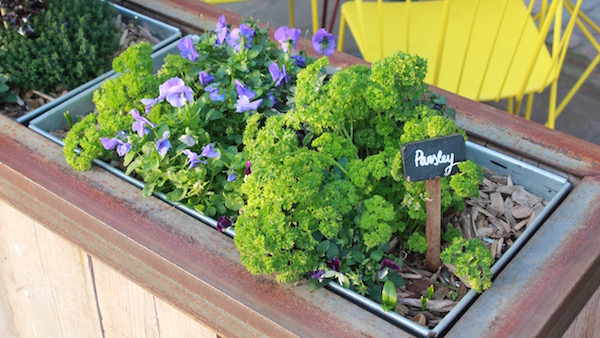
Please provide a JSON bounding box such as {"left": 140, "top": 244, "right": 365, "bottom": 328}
{"left": 141, "top": 97, "right": 159, "bottom": 114}
{"left": 130, "top": 108, "right": 155, "bottom": 137}
{"left": 227, "top": 173, "right": 237, "bottom": 182}
{"left": 182, "top": 149, "right": 207, "bottom": 169}
{"left": 156, "top": 131, "right": 172, "bottom": 156}
{"left": 226, "top": 23, "right": 254, "bottom": 51}
{"left": 201, "top": 144, "right": 220, "bottom": 159}
{"left": 215, "top": 15, "right": 228, "bottom": 46}
{"left": 268, "top": 62, "right": 289, "bottom": 87}
{"left": 312, "top": 28, "right": 337, "bottom": 56}
{"left": 234, "top": 95, "right": 263, "bottom": 113}
{"left": 274, "top": 26, "right": 301, "bottom": 53}
{"left": 205, "top": 83, "right": 225, "bottom": 102}
{"left": 267, "top": 92, "right": 278, "bottom": 108}
{"left": 327, "top": 257, "right": 340, "bottom": 272}
{"left": 309, "top": 270, "right": 325, "bottom": 282}
{"left": 100, "top": 135, "right": 131, "bottom": 157}
{"left": 291, "top": 54, "right": 306, "bottom": 68}
{"left": 234, "top": 80, "right": 262, "bottom": 113}
{"left": 245, "top": 161, "right": 252, "bottom": 175}
{"left": 179, "top": 134, "right": 196, "bottom": 147}
{"left": 178, "top": 37, "right": 198, "bottom": 61}
{"left": 159, "top": 77, "right": 194, "bottom": 107}
{"left": 198, "top": 71, "right": 215, "bottom": 87}
{"left": 217, "top": 216, "right": 232, "bottom": 232}
{"left": 377, "top": 258, "right": 402, "bottom": 280}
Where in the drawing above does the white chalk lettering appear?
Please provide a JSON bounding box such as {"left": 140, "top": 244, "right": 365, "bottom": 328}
{"left": 414, "top": 149, "right": 457, "bottom": 176}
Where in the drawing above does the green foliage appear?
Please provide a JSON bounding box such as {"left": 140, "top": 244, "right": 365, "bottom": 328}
{"left": 64, "top": 18, "right": 313, "bottom": 225}
{"left": 0, "top": 0, "right": 118, "bottom": 91}
{"left": 421, "top": 285, "right": 434, "bottom": 311}
{"left": 235, "top": 50, "right": 483, "bottom": 303}
{"left": 442, "top": 225, "right": 463, "bottom": 243}
{"left": 441, "top": 237, "right": 494, "bottom": 293}
{"left": 0, "top": 70, "right": 17, "bottom": 103}
{"left": 407, "top": 231, "right": 428, "bottom": 254}
{"left": 64, "top": 42, "right": 157, "bottom": 171}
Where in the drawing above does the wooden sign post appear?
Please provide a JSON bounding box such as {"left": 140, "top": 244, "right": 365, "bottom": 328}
{"left": 401, "top": 134, "right": 466, "bottom": 272}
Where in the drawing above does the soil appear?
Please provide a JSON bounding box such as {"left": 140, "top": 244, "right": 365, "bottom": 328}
{"left": 0, "top": 13, "right": 161, "bottom": 120}
{"left": 391, "top": 170, "right": 547, "bottom": 328}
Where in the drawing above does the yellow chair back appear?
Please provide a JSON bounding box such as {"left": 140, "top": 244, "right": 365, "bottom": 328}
{"left": 338, "top": 0, "right": 583, "bottom": 128}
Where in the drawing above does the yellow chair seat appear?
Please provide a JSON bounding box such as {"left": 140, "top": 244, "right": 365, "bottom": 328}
{"left": 341, "top": 0, "right": 556, "bottom": 101}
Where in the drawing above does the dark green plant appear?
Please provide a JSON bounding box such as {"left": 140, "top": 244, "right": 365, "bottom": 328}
{"left": 441, "top": 237, "right": 494, "bottom": 293}
{"left": 0, "top": 0, "right": 118, "bottom": 91}
{"left": 235, "top": 51, "right": 483, "bottom": 302}
{"left": 0, "top": 67, "right": 17, "bottom": 103}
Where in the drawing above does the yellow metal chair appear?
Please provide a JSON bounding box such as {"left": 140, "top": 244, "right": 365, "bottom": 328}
{"left": 337, "top": 0, "right": 583, "bottom": 128}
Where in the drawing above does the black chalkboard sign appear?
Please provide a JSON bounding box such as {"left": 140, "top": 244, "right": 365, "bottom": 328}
{"left": 401, "top": 133, "right": 466, "bottom": 182}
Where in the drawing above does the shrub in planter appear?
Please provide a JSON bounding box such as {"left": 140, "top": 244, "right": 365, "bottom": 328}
{"left": 0, "top": 0, "right": 118, "bottom": 92}
{"left": 63, "top": 17, "right": 312, "bottom": 221}
{"left": 234, "top": 53, "right": 487, "bottom": 305}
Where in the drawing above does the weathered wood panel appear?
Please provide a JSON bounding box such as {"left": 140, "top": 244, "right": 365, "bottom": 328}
{"left": 0, "top": 200, "right": 102, "bottom": 337}
{"left": 92, "top": 258, "right": 216, "bottom": 338}
{"left": 563, "top": 286, "right": 600, "bottom": 337}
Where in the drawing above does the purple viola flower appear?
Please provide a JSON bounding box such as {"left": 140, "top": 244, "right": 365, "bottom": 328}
{"left": 274, "top": 26, "right": 301, "bottom": 53}
{"left": 178, "top": 37, "right": 198, "bottom": 61}
{"left": 268, "top": 62, "right": 289, "bottom": 87}
{"left": 116, "top": 142, "right": 132, "bottom": 157}
{"left": 291, "top": 54, "right": 306, "bottom": 68}
{"left": 327, "top": 257, "right": 341, "bottom": 272}
{"left": 130, "top": 109, "right": 155, "bottom": 137}
{"left": 141, "top": 97, "right": 159, "bottom": 114}
{"left": 156, "top": 131, "right": 172, "bottom": 156}
{"left": 235, "top": 95, "right": 263, "bottom": 113}
{"left": 158, "top": 77, "right": 194, "bottom": 107}
{"left": 267, "top": 92, "right": 278, "bottom": 108}
{"left": 100, "top": 136, "right": 131, "bottom": 157}
{"left": 377, "top": 258, "right": 402, "bottom": 280}
{"left": 309, "top": 270, "right": 325, "bottom": 282}
{"left": 226, "top": 23, "right": 254, "bottom": 51}
{"left": 227, "top": 173, "right": 237, "bottom": 182}
{"left": 201, "top": 144, "right": 220, "bottom": 158}
{"left": 179, "top": 134, "right": 196, "bottom": 147}
{"left": 217, "top": 216, "right": 232, "bottom": 232}
{"left": 245, "top": 161, "right": 252, "bottom": 175}
{"left": 215, "top": 15, "right": 228, "bottom": 46}
{"left": 234, "top": 80, "right": 262, "bottom": 112}
{"left": 235, "top": 80, "right": 256, "bottom": 99}
{"left": 204, "top": 83, "right": 225, "bottom": 102}
{"left": 198, "top": 71, "right": 215, "bottom": 87}
{"left": 312, "top": 28, "right": 337, "bottom": 56}
{"left": 182, "top": 149, "right": 207, "bottom": 169}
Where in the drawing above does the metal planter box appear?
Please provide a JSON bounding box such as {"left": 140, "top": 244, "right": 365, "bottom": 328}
{"left": 28, "top": 39, "right": 571, "bottom": 337}
{"left": 15, "top": 3, "right": 181, "bottom": 125}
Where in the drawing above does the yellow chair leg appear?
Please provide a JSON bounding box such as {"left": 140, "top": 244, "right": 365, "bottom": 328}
{"left": 545, "top": 80, "right": 559, "bottom": 129}
{"left": 289, "top": 0, "right": 295, "bottom": 28}
{"left": 337, "top": 12, "right": 346, "bottom": 52}
{"left": 524, "top": 93, "right": 534, "bottom": 120}
{"left": 514, "top": 97, "right": 523, "bottom": 117}
{"left": 507, "top": 97, "right": 514, "bottom": 114}
{"left": 312, "top": 0, "right": 319, "bottom": 34}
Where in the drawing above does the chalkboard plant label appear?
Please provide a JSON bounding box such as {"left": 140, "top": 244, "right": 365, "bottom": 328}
{"left": 401, "top": 133, "right": 466, "bottom": 183}
{"left": 401, "top": 133, "right": 466, "bottom": 271}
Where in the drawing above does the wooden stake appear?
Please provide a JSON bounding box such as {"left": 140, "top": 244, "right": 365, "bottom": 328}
{"left": 425, "top": 177, "right": 441, "bottom": 272}
{"left": 1, "top": 7, "right": 8, "bottom": 31}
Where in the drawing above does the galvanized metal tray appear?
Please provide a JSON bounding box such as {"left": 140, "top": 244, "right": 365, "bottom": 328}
{"left": 16, "top": 3, "right": 181, "bottom": 125}
{"left": 28, "top": 38, "right": 571, "bottom": 337}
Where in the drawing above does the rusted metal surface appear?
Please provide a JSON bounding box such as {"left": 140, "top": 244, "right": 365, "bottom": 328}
{"left": 447, "top": 175, "right": 600, "bottom": 337}
{"left": 0, "top": 115, "right": 403, "bottom": 337}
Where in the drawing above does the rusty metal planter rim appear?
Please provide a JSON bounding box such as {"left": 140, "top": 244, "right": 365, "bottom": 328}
{"left": 15, "top": 3, "right": 181, "bottom": 125}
